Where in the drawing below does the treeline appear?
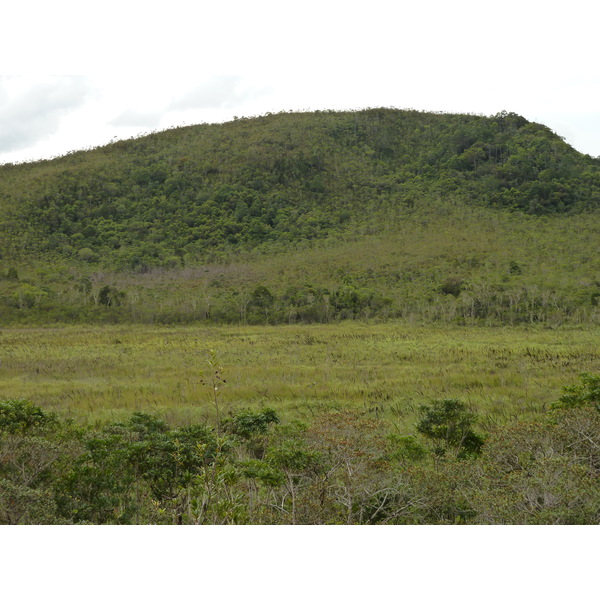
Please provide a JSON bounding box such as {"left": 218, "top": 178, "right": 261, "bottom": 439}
{"left": 0, "top": 277, "right": 392, "bottom": 325}
{"left": 1, "top": 271, "right": 599, "bottom": 326}
{"left": 1, "top": 373, "right": 598, "bottom": 525}
{"left": 1, "top": 109, "right": 599, "bottom": 270}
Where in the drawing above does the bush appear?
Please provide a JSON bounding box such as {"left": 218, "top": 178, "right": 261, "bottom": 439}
{"left": 388, "top": 434, "right": 427, "bottom": 462}
{"left": 227, "top": 408, "right": 279, "bottom": 439}
{"left": 0, "top": 479, "right": 62, "bottom": 525}
{"left": 470, "top": 418, "right": 600, "bottom": 524}
{"left": 5, "top": 267, "right": 18, "bottom": 280}
{"left": 0, "top": 399, "right": 57, "bottom": 433}
{"left": 416, "top": 398, "right": 484, "bottom": 457}
{"left": 10, "top": 284, "right": 47, "bottom": 309}
{"left": 77, "top": 247, "right": 98, "bottom": 262}
{"left": 440, "top": 277, "right": 464, "bottom": 297}
{"left": 551, "top": 373, "right": 600, "bottom": 411}
{"left": 97, "top": 285, "right": 125, "bottom": 307}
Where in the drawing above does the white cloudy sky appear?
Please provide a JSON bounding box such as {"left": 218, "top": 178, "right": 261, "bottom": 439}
{"left": 1, "top": 0, "right": 599, "bottom": 164}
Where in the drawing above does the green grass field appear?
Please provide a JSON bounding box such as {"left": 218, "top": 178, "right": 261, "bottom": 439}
{"left": 1, "top": 322, "right": 598, "bottom": 430}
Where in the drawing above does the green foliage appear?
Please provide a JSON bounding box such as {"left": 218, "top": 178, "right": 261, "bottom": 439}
{"left": 0, "top": 381, "right": 597, "bottom": 524}
{"left": 439, "top": 277, "right": 464, "bottom": 297}
{"left": 0, "top": 106, "right": 599, "bottom": 327}
{"left": 97, "top": 285, "right": 124, "bottom": 307}
{"left": 267, "top": 439, "right": 321, "bottom": 473}
{"left": 227, "top": 408, "right": 279, "bottom": 439}
{"left": 388, "top": 434, "right": 427, "bottom": 462}
{"left": 77, "top": 247, "right": 98, "bottom": 263}
{"left": 1, "top": 109, "right": 598, "bottom": 274}
{"left": 470, "top": 413, "right": 600, "bottom": 524}
{"left": 10, "top": 283, "right": 47, "bottom": 309}
{"left": 0, "top": 399, "right": 57, "bottom": 433}
{"left": 240, "top": 458, "right": 284, "bottom": 487}
{"left": 55, "top": 412, "right": 223, "bottom": 524}
{"left": 416, "top": 398, "right": 484, "bottom": 457}
{"left": 122, "top": 411, "right": 169, "bottom": 435}
{"left": 0, "top": 479, "right": 62, "bottom": 525}
{"left": 551, "top": 373, "right": 600, "bottom": 411}
{"left": 508, "top": 260, "right": 522, "bottom": 275}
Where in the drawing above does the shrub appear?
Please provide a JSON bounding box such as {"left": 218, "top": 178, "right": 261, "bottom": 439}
{"left": 227, "top": 408, "right": 279, "bottom": 439}
{"left": 551, "top": 373, "right": 600, "bottom": 411}
{"left": 416, "top": 398, "right": 484, "bottom": 457}
{"left": 97, "top": 285, "right": 125, "bottom": 307}
{"left": 77, "top": 247, "right": 98, "bottom": 262}
{"left": 0, "top": 399, "right": 57, "bottom": 433}
{"left": 440, "top": 277, "right": 464, "bottom": 297}
{"left": 471, "top": 419, "right": 600, "bottom": 524}
{"left": 11, "top": 284, "right": 47, "bottom": 309}
{"left": 388, "top": 434, "right": 427, "bottom": 462}
{"left": 0, "top": 479, "right": 62, "bottom": 525}
{"left": 5, "top": 267, "right": 18, "bottom": 280}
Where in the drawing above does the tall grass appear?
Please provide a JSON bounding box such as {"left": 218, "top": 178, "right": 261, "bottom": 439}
{"left": 1, "top": 322, "right": 597, "bottom": 430}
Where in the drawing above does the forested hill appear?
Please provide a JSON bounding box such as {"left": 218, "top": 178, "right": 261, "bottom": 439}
{"left": 1, "top": 108, "right": 599, "bottom": 270}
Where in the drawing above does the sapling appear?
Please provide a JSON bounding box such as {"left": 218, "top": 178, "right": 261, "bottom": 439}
{"left": 200, "top": 349, "right": 226, "bottom": 435}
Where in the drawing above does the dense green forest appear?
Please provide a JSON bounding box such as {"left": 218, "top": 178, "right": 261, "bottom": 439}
{"left": 1, "top": 108, "right": 599, "bottom": 325}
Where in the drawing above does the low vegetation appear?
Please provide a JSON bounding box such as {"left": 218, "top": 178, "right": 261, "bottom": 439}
{"left": 0, "top": 368, "right": 597, "bottom": 524}
{"left": 0, "top": 324, "right": 598, "bottom": 524}
{"left": 1, "top": 323, "right": 598, "bottom": 424}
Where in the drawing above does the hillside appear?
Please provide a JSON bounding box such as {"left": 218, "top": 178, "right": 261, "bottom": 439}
{"left": 1, "top": 108, "right": 599, "bottom": 325}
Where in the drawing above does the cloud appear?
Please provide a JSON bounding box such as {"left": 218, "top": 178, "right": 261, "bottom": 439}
{"left": 106, "top": 76, "right": 266, "bottom": 130}
{"left": 108, "top": 108, "right": 164, "bottom": 128}
{"left": 169, "top": 76, "right": 256, "bottom": 111}
{"left": 0, "top": 76, "right": 92, "bottom": 154}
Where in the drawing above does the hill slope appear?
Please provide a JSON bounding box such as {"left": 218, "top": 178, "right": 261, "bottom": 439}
{"left": 0, "top": 108, "right": 599, "bottom": 325}
{"left": 1, "top": 108, "right": 599, "bottom": 267}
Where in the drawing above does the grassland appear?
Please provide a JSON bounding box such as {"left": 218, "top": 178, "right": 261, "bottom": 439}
{"left": 2, "top": 322, "right": 598, "bottom": 430}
